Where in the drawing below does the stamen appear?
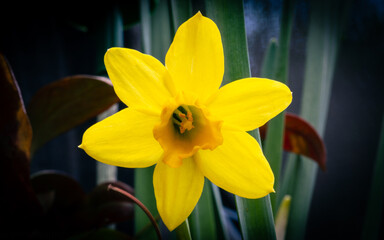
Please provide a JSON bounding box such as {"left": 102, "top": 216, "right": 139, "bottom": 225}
{"left": 172, "top": 105, "right": 195, "bottom": 134}
{"left": 177, "top": 106, "right": 188, "bottom": 115}
{"left": 172, "top": 113, "right": 182, "bottom": 122}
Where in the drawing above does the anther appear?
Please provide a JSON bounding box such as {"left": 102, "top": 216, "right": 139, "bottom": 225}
{"left": 172, "top": 105, "right": 195, "bottom": 134}
{"left": 177, "top": 106, "right": 188, "bottom": 115}
{"left": 173, "top": 113, "right": 182, "bottom": 122}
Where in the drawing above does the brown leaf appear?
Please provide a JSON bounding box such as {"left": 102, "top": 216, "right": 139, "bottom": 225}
{"left": 260, "top": 113, "right": 326, "bottom": 171}
{"left": 27, "top": 75, "right": 120, "bottom": 153}
{"left": 0, "top": 53, "right": 42, "bottom": 234}
{"left": 30, "top": 170, "right": 87, "bottom": 235}
{"left": 87, "top": 181, "right": 134, "bottom": 227}
{"left": 0, "top": 54, "right": 32, "bottom": 160}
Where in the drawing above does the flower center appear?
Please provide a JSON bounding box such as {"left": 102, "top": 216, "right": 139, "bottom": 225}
{"left": 153, "top": 102, "right": 223, "bottom": 168}
{"left": 172, "top": 105, "right": 195, "bottom": 134}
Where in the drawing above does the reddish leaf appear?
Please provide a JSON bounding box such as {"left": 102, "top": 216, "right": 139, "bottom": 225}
{"left": 0, "top": 54, "right": 42, "bottom": 234}
{"left": 27, "top": 75, "right": 120, "bottom": 153}
{"left": 31, "top": 170, "right": 86, "bottom": 213}
{"left": 260, "top": 113, "right": 326, "bottom": 171}
{"left": 31, "top": 170, "right": 87, "bottom": 236}
{"left": 0, "top": 54, "right": 32, "bottom": 160}
{"left": 87, "top": 181, "right": 134, "bottom": 227}
{"left": 69, "top": 228, "right": 132, "bottom": 240}
{"left": 30, "top": 172, "right": 134, "bottom": 234}
{"left": 88, "top": 181, "right": 134, "bottom": 206}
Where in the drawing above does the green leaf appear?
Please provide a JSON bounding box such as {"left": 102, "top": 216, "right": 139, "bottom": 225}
{"left": 189, "top": 179, "right": 217, "bottom": 240}
{"left": 140, "top": 0, "right": 152, "bottom": 54}
{"left": 175, "top": 220, "right": 192, "bottom": 240}
{"left": 27, "top": 75, "right": 120, "bottom": 154}
{"left": 211, "top": 184, "right": 231, "bottom": 240}
{"left": 260, "top": 38, "right": 278, "bottom": 78}
{"left": 361, "top": 114, "right": 384, "bottom": 239}
{"left": 280, "top": 0, "right": 349, "bottom": 239}
{"left": 273, "top": 0, "right": 296, "bottom": 86}
{"left": 134, "top": 166, "right": 158, "bottom": 238}
{"left": 92, "top": 5, "right": 125, "bottom": 76}
{"left": 236, "top": 130, "right": 276, "bottom": 240}
{"left": 151, "top": 0, "right": 173, "bottom": 62}
{"left": 135, "top": 0, "right": 173, "bottom": 238}
{"left": 170, "top": 0, "right": 192, "bottom": 30}
{"left": 261, "top": 0, "right": 296, "bottom": 214}
{"left": 205, "top": 0, "right": 276, "bottom": 239}
{"left": 205, "top": 0, "right": 251, "bottom": 84}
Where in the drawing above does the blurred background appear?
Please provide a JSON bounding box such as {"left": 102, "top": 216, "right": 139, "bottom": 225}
{"left": 1, "top": 0, "right": 383, "bottom": 239}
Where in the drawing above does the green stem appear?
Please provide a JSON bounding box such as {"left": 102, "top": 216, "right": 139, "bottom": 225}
{"left": 261, "top": 0, "right": 296, "bottom": 215}
{"left": 175, "top": 220, "right": 192, "bottom": 240}
{"left": 280, "top": 1, "right": 349, "bottom": 239}
{"left": 170, "top": 0, "right": 192, "bottom": 30}
{"left": 189, "top": 179, "right": 217, "bottom": 240}
{"left": 211, "top": 183, "right": 231, "bottom": 240}
{"left": 135, "top": 0, "right": 173, "bottom": 237}
{"left": 205, "top": 0, "right": 276, "bottom": 239}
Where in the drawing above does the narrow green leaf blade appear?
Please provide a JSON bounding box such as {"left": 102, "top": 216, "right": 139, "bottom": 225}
{"left": 211, "top": 184, "right": 231, "bottom": 240}
{"left": 281, "top": 1, "right": 349, "bottom": 239}
{"left": 151, "top": 0, "right": 173, "bottom": 62}
{"left": 175, "top": 220, "right": 192, "bottom": 240}
{"left": 260, "top": 38, "right": 278, "bottom": 78}
{"left": 135, "top": 0, "right": 173, "bottom": 237}
{"left": 134, "top": 166, "right": 159, "bottom": 238}
{"left": 261, "top": 0, "right": 296, "bottom": 214}
{"left": 236, "top": 192, "right": 276, "bottom": 240}
{"left": 189, "top": 179, "right": 217, "bottom": 240}
{"left": 205, "top": 0, "right": 251, "bottom": 84}
{"left": 170, "top": 0, "right": 192, "bottom": 30}
{"left": 205, "top": 1, "right": 276, "bottom": 239}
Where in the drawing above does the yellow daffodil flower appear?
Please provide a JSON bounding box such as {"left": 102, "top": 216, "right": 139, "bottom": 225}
{"left": 79, "top": 12, "right": 292, "bottom": 231}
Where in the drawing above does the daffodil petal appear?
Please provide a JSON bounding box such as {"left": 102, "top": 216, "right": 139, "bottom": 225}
{"left": 165, "top": 12, "right": 224, "bottom": 101}
{"left": 80, "top": 108, "right": 162, "bottom": 168}
{"left": 153, "top": 157, "right": 204, "bottom": 231}
{"left": 195, "top": 130, "right": 274, "bottom": 198}
{"left": 105, "top": 48, "right": 174, "bottom": 114}
{"left": 208, "top": 78, "right": 292, "bottom": 131}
